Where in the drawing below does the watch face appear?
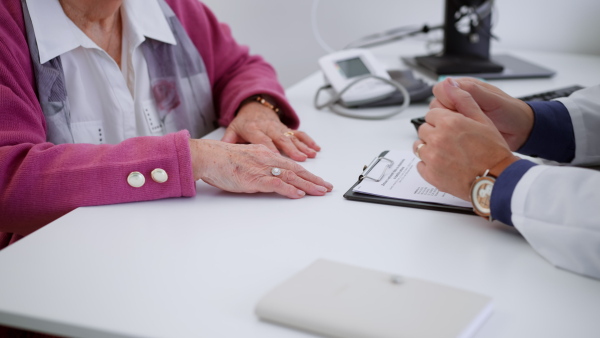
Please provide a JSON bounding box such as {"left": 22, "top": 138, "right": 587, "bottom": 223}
{"left": 471, "top": 177, "right": 495, "bottom": 215}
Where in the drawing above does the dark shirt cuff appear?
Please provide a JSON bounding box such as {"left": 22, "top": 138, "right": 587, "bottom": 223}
{"left": 517, "top": 101, "right": 575, "bottom": 163}
{"left": 490, "top": 159, "right": 538, "bottom": 226}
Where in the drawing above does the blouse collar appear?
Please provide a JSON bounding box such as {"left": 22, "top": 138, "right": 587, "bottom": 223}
{"left": 26, "top": 0, "right": 176, "bottom": 64}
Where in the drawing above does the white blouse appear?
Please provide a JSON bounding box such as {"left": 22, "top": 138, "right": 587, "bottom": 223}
{"left": 26, "top": 0, "right": 177, "bottom": 144}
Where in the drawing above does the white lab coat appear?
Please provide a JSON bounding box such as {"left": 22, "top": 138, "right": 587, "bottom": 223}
{"left": 511, "top": 85, "right": 600, "bottom": 279}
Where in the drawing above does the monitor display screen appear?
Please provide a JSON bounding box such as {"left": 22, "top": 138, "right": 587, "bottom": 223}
{"left": 336, "top": 57, "right": 370, "bottom": 79}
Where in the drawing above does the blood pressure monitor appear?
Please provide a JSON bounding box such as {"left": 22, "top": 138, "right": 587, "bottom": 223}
{"left": 318, "top": 49, "right": 396, "bottom": 107}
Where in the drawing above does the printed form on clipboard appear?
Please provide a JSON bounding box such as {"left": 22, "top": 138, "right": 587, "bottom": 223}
{"left": 344, "top": 150, "right": 475, "bottom": 215}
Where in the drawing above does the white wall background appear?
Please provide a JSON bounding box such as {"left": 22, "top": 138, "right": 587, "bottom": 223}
{"left": 201, "top": 0, "right": 600, "bottom": 87}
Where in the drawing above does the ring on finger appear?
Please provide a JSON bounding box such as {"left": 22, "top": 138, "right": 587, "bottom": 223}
{"left": 284, "top": 131, "right": 295, "bottom": 137}
{"left": 271, "top": 167, "right": 282, "bottom": 176}
{"left": 415, "top": 143, "right": 426, "bottom": 160}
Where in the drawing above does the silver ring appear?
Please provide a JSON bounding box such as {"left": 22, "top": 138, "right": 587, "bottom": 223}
{"left": 415, "top": 143, "right": 425, "bottom": 160}
{"left": 271, "top": 167, "right": 282, "bottom": 176}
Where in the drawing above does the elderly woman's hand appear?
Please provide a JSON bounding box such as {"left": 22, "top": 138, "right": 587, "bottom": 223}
{"left": 221, "top": 100, "right": 321, "bottom": 162}
{"left": 189, "top": 139, "right": 333, "bottom": 198}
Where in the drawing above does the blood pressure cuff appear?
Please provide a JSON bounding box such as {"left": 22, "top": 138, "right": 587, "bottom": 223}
{"left": 348, "top": 69, "right": 432, "bottom": 108}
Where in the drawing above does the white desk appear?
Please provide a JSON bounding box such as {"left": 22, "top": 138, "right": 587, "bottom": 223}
{"left": 1, "top": 44, "right": 600, "bottom": 338}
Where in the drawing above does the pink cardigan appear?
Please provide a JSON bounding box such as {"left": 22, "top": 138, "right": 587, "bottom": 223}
{"left": 0, "top": 0, "right": 300, "bottom": 247}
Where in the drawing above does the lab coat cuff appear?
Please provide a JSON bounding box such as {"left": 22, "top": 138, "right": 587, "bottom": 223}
{"left": 490, "top": 159, "right": 538, "bottom": 226}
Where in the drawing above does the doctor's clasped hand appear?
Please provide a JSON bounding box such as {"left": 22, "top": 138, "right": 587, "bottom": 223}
{"left": 413, "top": 78, "right": 519, "bottom": 201}
{"left": 414, "top": 77, "right": 600, "bottom": 279}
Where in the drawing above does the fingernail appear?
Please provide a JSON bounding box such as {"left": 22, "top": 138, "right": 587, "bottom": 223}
{"left": 448, "top": 78, "right": 460, "bottom": 88}
{"left": 297, "top": 190, "right": 306, "bottom": 197}
{"left": 325, "top": 182, "right": 334, "bottom": 191}
{"left": 317, "top": 186, "right": 327, "bottom": 193}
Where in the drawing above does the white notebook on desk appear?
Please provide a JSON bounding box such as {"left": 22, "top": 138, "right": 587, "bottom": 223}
{"left": 256, "top": 259, "right": 493, "bottom": 338}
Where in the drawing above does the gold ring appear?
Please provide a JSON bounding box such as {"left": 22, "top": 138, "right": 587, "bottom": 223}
{"left": 415, "top": 143, "right": 425, "bottom": 160}
{"left": 284, "top": 131, "right": 295, "bottom": 137}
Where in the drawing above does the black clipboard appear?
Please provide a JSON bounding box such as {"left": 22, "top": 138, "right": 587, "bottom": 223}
{"left": 343, "top": 151, "right": 475, "bottom": 215}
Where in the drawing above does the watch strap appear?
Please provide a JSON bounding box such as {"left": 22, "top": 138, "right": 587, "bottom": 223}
{"left": 487, "top": 155, "right": 521, "bottom": 178}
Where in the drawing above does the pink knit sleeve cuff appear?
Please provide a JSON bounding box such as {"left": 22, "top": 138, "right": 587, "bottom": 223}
{"left": 173, "top": 130, "right": 197, "bottom": 197}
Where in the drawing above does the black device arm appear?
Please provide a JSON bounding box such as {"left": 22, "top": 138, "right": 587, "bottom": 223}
{"left": 415, "top": 0, "right": 503, "bottom": 75}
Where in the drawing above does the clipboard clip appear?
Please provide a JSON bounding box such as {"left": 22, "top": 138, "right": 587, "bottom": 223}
{"left": 359, "top": 156, "right": 394, "bottom": 182}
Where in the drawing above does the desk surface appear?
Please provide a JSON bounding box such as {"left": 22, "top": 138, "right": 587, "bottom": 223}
{"left": 1, "top": 44, "right": 600, "bottom": 338}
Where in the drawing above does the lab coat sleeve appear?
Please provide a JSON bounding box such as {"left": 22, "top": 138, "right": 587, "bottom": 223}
{"left": 508, "top": 85, "right": 600, "bottom": 279}
{"left": 511, "top": 165, "right": 600, "bottom": 279}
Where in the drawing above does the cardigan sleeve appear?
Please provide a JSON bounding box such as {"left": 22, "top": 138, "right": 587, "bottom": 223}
{"left": 0, "top": 0, "right": 298, "bottom": 238}
{"left": 0, "top": 1, "right": 196, "bottom": 237}
{"left": 166, "top": 0, "right": 300, "bottom": 129}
